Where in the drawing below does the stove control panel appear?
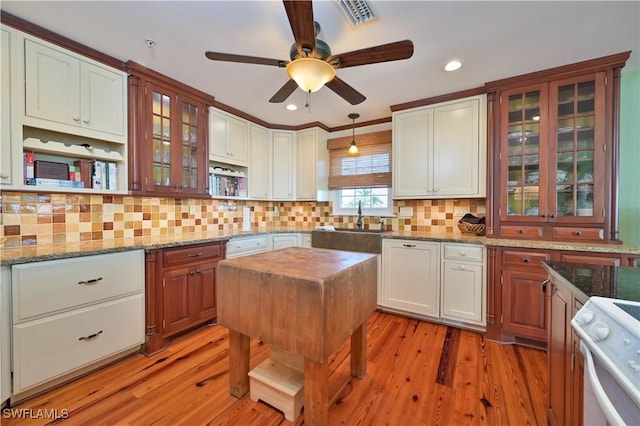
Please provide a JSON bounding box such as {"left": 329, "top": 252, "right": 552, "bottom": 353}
{"left": 572, "top": 297, "right": 640, "bottom": 401}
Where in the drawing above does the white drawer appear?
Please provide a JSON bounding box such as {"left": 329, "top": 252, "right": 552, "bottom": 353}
{"left": 442, "top": 243, "right": 484, "bottom": 262}
{"left": 227, "top": 236, "right": 270, "bottom": 258}
{"left": 12, "top": 250, "right": 144, "bottom": 322}
{"left": 12, "top": 293, "right": 144, "bottom": 394}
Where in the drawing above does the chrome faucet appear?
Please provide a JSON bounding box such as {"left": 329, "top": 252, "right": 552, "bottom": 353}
{"left": 379, "top": 218, "right": 385, "bottom": 231}
{"left": 356, "top": 200, "right": 363, "bottom": 229}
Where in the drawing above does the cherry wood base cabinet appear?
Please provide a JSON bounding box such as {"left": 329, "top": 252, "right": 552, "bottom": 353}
{"left": 485, "top": 246, "right": 637, "bottom": 345}
{"left": 485, "top": 52, "right": 630, "bottom": 243}
{"left": 127, "top": 62, "right": 214, "bottom": 198}
{"left": 547, "top": 267, "right": 587, "bottom": 426}
{"left": 144, "top": 241, "right": 226, "bottom": 355}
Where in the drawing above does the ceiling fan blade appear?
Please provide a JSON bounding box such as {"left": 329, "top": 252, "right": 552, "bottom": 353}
{"left": 283, "top": 0, "right": 316, "bottom": 56}
{"left": 205, "top": 51, "right": 287, "bottom": 67}
{"left": 269, "top": 79, "right": 299, "bottom": 103}
{"left": 326, "top": 77, "right": 366, "bottom": 105}
{"left": 328, "top": 40, "right": 414, "bottom": 69}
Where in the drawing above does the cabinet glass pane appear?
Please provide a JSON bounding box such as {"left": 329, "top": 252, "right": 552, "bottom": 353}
{"left": 180, "top": 102, "right": 198, "bottom": 189}
{"left": 506, "top": 90, "right": 541, "bottom": 217}
{"left": 152, "top": 91, "right": 172, "bottom": 187}
{"left": 577, "top": 184, "right": 594, "bottom": 216}
{"left": 508, "top": 187, "right": 540, "bottom": 216}
{"left": 553, "top": 80, "right": 596, "bottom": 217}
{"left": 153, "top": 164, "right": 171, "bottom": 187}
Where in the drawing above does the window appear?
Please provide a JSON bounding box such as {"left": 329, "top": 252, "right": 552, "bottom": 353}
{"left": 328, "top": 130, "right": 393, "bottom": 216}
{"left": 332, "top": 187, "right": 393, "bottom": 216}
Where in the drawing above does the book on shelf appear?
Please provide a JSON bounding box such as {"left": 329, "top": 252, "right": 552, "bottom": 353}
{"left": 34, "top": 178, "right": 85, "bottom": 188}
{"left": 92, "top": 161, "right": 103, "bottom": 189}
{"left": 107, "top": 162, "right": 117, "bottom": 191}
{"left": 91, "top": 161, "right": 118, "bottom": 190}
{"left": 74, "top": 159, "right": 92, "bottom": 189}
{"left": 209, "top": 174, "right": 246, "bottom": 197}
{"left": 24, "top": 152, "right": 35, "bottom": 185}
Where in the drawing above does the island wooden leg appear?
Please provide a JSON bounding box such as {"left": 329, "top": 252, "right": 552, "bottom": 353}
{"left": 350, "top": 323, "right": 367, "bottom": 378}
{"left": 228, "top": 330, "right": 250, "bottom": 398}
{"left": 304, "top": 358, "right": 329, "bottom": 426}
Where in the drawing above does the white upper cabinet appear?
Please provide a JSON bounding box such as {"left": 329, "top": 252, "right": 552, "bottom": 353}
{"left": 249, "top": 124, "right": 270, "bottom": 199}
{"left": 24, "top": 38, "right": 126, "bottom": 141}
{"left": 393, "top": 95, "right": 486, "bottom": 199}
{"left": 272, "top": 131, "right": 295, "bottom": 200}
{"left": 209, "top": 108, "right": 249, "bottom": 166}
{"left": 295, "top": 127, "right": 328, "bottom": 201}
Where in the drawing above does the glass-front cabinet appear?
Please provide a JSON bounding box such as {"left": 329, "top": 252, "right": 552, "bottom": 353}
{"left": 549, "top": 74, "right": 605, "bottom": 223}
{"left": 501, "top": 73, "right": 606, "bottom": 225}
{"left": 147, "top": 83, "right": 204, "bottom": 194}
{"left": 503, "top": 85, "right": 548, "bottom": 220}
{"left": 127, "top": 62, "right": 212, "bottom": 198}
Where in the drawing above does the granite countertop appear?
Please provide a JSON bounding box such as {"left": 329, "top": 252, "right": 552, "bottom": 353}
{"left": 544, "top": 261, "right": 640, "bottom": 302}
{"left": 2, "top": 226, "right": 640, "bottom": 266}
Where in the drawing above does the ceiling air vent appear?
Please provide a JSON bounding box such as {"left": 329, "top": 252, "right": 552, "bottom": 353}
{"left": 337, "top": 0, "right": 376, "bottom": 26}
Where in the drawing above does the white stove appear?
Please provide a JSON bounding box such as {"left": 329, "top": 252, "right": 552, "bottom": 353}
{"left": 572, "top": 296, "right": 640, "bottom": 425}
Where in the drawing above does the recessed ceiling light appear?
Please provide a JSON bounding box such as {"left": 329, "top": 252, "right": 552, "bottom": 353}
{"left": 444, "top": 60, "right": 462, "bottom": 72}
{"left": 286, "top": 103, "right": 298, "bottom": 111}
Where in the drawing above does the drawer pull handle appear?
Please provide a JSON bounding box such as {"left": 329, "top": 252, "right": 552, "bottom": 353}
{"left": 79, "top": 330, "right": 103, "bottom": 341}
{"left": 575, "top": 231, "right": 582, "bottom": 236}
{"left": 78, "top": 277, "right": 103, "bottom": 285}
{"left": 188, "top": 252, "right": 204, "bottom": 257}
{"left": 403, "top": 244, "right": 416, "bottom": 248}
{"left": 518, "top": 229, "right": 524, "bottom": 234}
{"left": 523, "top": 257, "right": 531, "bottom": 263}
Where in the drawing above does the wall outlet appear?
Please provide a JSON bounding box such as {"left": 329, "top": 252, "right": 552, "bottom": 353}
{"left": 399, "top": 207, "right": 413, "bottom": 217}
{"left": 103, "top": 203, "right": 114, "bottom": 218}
{"left": 189, "top": 205, "right": 197, "bottom": 215}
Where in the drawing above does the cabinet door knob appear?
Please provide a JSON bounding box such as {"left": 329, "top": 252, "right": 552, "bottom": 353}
{"left": 575, "top": 231, "right": 582, "bottom": 236}
{"left": 541, "top": 214, "right": 546, "bottom": 218}
{"left": 459, "top": 265, "right": 466, "bottom": 270}
{"left": 550, "top": 214, "right": 556, "bottom": 219}
{"left": 522, "top": 257, "right": 530, "bottom": 263}
{"left": 518, "top": 229, "right": 524, "bottom": 234}
{"left": 459, "top": 251, "right": 466, "bottom": 256}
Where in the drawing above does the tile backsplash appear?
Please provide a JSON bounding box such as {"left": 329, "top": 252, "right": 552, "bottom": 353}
{"left": 0, "top": 192, "right": 485, "bottom": 247}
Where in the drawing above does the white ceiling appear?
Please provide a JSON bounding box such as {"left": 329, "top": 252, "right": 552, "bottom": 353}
{"left": 2, "top": 1, "right": 639, "bottom": 129}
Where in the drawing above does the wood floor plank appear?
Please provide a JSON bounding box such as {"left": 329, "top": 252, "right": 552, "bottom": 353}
{"left": 2, "top": 311, "right": 548, "bottom": 426}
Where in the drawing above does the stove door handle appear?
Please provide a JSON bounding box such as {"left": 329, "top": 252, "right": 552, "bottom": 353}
{"left": 580, "top": 341, "right": 626, "bottom": 426}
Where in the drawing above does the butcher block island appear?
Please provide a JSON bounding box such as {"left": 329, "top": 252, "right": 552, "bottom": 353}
{"left": 217, "top": 247, "right": 378, "bottom": 425}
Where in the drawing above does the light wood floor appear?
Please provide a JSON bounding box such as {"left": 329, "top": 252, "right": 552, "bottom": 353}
{"left": 3, "top": 311, "right": 548, "bottom": 425}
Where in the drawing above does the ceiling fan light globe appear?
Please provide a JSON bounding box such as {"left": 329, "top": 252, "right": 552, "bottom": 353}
{"left": 286, "top": 58, "right": 336, "bottom": 93}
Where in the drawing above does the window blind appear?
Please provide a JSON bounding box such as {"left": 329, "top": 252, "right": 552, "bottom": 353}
{"left": 327, "top": 130, "right": 392, "bottom": 189}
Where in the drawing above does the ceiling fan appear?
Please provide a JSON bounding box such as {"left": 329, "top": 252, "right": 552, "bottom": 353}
{"left": 205, "top": 0, "right": 414, "bottom": 105}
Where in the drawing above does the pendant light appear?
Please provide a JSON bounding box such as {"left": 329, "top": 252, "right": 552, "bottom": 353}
{"left": 348, "top": 113, "right": 360, "bottom": 157}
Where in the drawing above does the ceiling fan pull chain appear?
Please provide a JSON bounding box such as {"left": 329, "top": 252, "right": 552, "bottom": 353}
{"left": 306, "top": 90, "right": 311, "bottom": 113}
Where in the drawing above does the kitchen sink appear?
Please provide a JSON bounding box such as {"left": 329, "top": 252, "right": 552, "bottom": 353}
{"left": 311, "top": 228, "right": 386, "bottom": 254}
